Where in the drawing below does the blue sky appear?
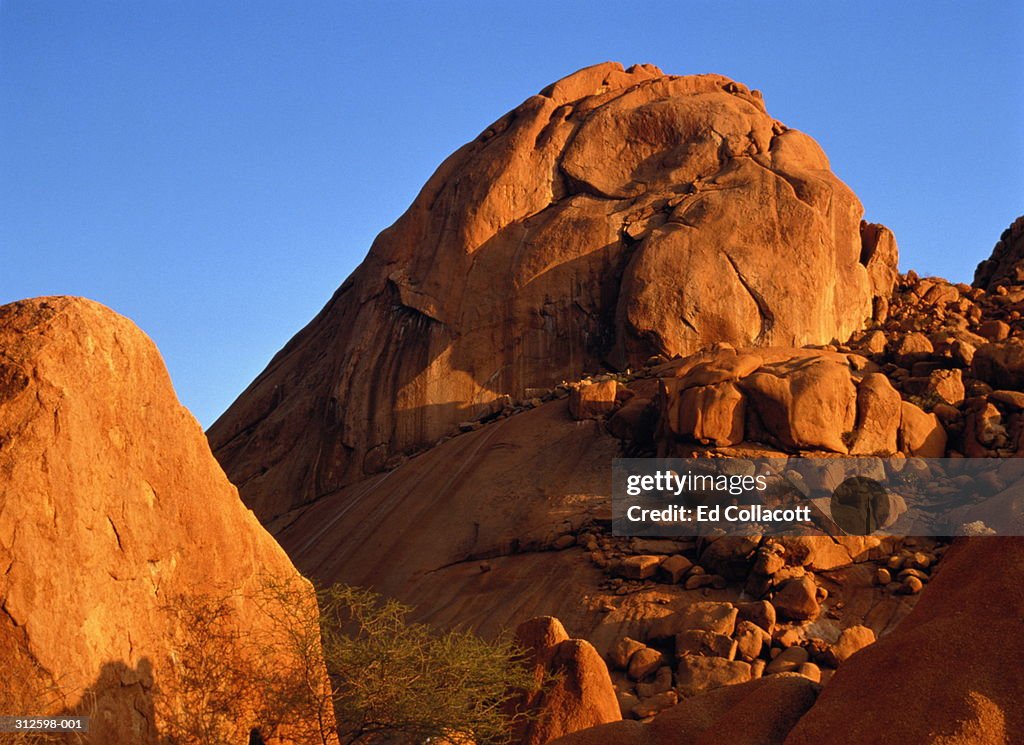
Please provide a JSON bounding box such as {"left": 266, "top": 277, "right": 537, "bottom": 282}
{"left": 1, "top": 1, "right": 1022, "bottom": 427}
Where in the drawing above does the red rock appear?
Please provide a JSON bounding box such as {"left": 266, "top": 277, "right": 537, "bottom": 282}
{"left": 971, "top": 340, "right": 1024, "bottom": 390}
{"left": 927, "top": 367, "right": 965, "bottom": 405}
{"left": 675, "top": 630, "right": 738, "bottom": 660}
{"left": 659, "top": 554, "right": 694, "bottom": 584}
{"left": 784, "top": 537, "right": 1024, "bottom": 744}
{"left": 676, "top": 656, "right": 752, "bottom": 696}
{"left": 620, "top": 555, "right": 663, "bottom": 580}
{"left": 979, "top": 319, "right": 1011, "bottom": 341}
{"left": 209, "top": 64, "right": 898, "bottom": 522}
{"left": 549, "top": 673, "right": 819, "bottom": 745}
{"left": 0, "top": 298, "right": 330, "bottom": 745}
{"left": 647, "top": 601, "right": 738, "bottom": 640}
{"left": 676, "top": 350, "right": 764, "bottom": 388}
{"left": 677, "top": 381, "right": 746, "bottom": 445}
{"left": 739, "top": 358, "right": 857, "bottom": 453}
{"left": 627, "top": 647, "right": 665, "bottom": 681}
{"left": 824, "top": 625, "right": 876, "bottom": 666}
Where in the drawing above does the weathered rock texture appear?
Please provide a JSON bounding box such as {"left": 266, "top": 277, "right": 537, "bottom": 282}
{"left": 784, "top": 537, "right": 1024, "bottom": 745}
{"left": 0, "top": 297, "right": 328, "bottom": 744}
{"left": 209, "top": 62, "right": 897, "bottom": 522}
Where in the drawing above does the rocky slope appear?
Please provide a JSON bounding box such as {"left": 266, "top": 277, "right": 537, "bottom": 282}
{"left": 0, "top": 297, "right": 330, "bottom": 744}
{"left": 203, "top": 60, "right": 1022, "bottom": 743}
{"left": 209, "top": 62, "right": 898, "bottom": 523}
{"left": 260, "top": 205, "right": 1024, "bottom": 741}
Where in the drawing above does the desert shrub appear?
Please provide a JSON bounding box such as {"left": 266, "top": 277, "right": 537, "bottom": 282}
{"left": 159, "top": 578, "right": 539, "bottom": 745}
{"left": 318, "top": 584, "right": 539, "bottom": 745}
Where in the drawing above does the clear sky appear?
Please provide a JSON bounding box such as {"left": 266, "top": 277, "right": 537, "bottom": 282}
{"left": 2, "top": 1, "right": 1022, "bottom": 427}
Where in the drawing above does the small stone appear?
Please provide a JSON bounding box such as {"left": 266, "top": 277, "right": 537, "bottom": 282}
{"left": 659, "top": 554, "right": 694, "bottom": 583}
{"left": 685, "top": 574, "right": 715, "bottom": 590}
{"left": 908, "top": 551, "right": 931, "bottom": 569}
{"left": 902, "top": 576, "right": 924, "bottom": 594}
{"left": 620, "top": 555, "right": 663, "bottom": 580}
{"left": 774, "top": 627, "right": 802, "bottom": 648}
{"left": 796, "top": 662, "right": 822, "bottom": 682}
{"left": 552, "top": 534, "right": 576, "bottom": 550}
{"left": 628, "top": 647, "right": 664, "bottom": 680}
{"left": 675, "top": 630, "right": 737, "bottom": 660}
{"left": 771, "top": 576, "right": 821, "bottom": 621}
{"left": 675, "top": 656, "right": 752, "bottom": 696}
{"left": 609, "top": 637, "right": 647, "bottom": 669}
{"left": 736, "top": 600, "right": 776, "bottom": 635}
{"left": 827, "top": 625, "right": 876, "bottom": 666}
{"left": 733, "top": 620, "right": 768, "bottom": 662}
{"left": 635, "top": 666, "right": 673, "bottom": 698}
{"left": 979, "top": 319, "right": 1011, "bottom": 341}
{"left": 765, "top": 645, "right": 809, "bottom": 675}
{"left": 632, "top": 690, "right": 678, "bottom": 719}
{"left": 875, "top": 567, "right": 892, "bottom": 585}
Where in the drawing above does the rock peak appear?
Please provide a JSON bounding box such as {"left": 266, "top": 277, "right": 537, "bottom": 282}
{"left": 210, "top": 66, "right": 898, "bottom": 522}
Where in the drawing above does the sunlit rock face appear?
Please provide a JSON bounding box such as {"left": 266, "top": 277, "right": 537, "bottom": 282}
{"left": 0, "top": 296, "right": 325, "bottom": 744}
{"left": 208, "top": 62, "right": 897, "bottom": 522}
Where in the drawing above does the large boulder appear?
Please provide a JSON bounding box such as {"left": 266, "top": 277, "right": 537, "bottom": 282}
{"left": 209, "top": 62, "right": 898, "bottom": 521}
{"left": 784, "top": 537, "right": 1024, "bottom": 744}
{"left": 658, "top": 347, "right": 910, "bottom": 456}
{"left": 513, "top": 616, "right": 621, "bottom": 745}
{"left": 0, "top": 297, "right": 330, "bottom": 744}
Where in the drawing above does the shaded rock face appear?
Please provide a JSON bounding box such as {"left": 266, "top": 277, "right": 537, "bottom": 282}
{"left": 548, "top": 673, "right": 819, "bottom": 745}
{"left": 973, "top": 215, "right": 1024, "bottom": 290}
{"left": 209, "top": 61, "right": 898, "bottom": 522}
{"left": 0, "top": 297, "right": 326, "bottom": 744}
{"left": 783, "top": 537, "right": 1024, "bottom": 745}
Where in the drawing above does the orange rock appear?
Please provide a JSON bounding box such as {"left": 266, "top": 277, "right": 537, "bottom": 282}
{"left": 898, "top": 401, "right": 948, "bottom": 457}
{"left": 972, "top": 340, "right": 1024, "bottom": 389}
{"left": 0, "top": 297, "right": 330, "bottom": 745}
{"left": 569, "top": 380, "right": 619, "bottom": 420}
{"left": 513, "top": 616, "right": 621, "bottom": 745}
{"left": 677, "top": 381, "right": 746, "bottom": 445}
{"left": 973, "top": 214, "right": 1024, "bottom": 290}
{"left": 209, "top": 64, "right": 898, "bottom": 522}
{"left": 740, "top": 359, "right": 857, "bottom": 453}
{"left": 850, "top": 372, "right": 901, "bottom": 455}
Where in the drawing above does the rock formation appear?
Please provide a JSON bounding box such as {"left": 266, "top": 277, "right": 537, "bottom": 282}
{"left": 0, "top": 297, "right": 330, "bottom": 744}
{"left": 512, "top": 616, "right": 621, "bottom": 745}
{"left": 973, "top": 214, "right": 1024, "bottom": 291}
{"left": 784, "top": 537, "right": 1024, "bottom": 744}
{"left": 209, "top": 62, "right": 898, "bottom": 522}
